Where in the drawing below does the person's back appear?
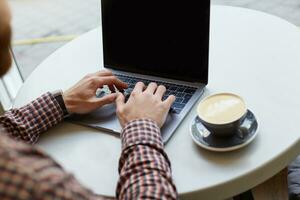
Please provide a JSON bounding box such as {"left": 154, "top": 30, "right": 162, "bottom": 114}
{"left": 0, "top": 0, "right": 178, "bottom": 199}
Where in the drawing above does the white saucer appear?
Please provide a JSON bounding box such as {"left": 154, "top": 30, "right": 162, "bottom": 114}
{"left": 190, "top": 109, "right": 258, "bottom": 152}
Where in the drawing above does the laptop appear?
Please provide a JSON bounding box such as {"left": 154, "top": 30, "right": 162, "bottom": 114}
{"left": 68, "top": 0, "right": 210, "bottom": 143}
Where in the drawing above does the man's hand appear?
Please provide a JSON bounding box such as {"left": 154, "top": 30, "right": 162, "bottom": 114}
{"left": 63, "top": 70, "right": 127, "bottom": 114}
{"left": 115, "top": 82, "right": 175, "bottom": 128}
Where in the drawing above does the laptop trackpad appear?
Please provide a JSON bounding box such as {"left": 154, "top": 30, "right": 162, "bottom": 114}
{"left": 67, "top": 104, "right": 122, "bottom": 135}
{"left": 67, "top": 103, "right": 175, "bottom": 142}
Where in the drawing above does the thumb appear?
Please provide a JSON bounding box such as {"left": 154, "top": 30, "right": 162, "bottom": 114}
{"left": 115, "top": 92, "right": 125, "bottom": 108}
{"left": 95, "top": 93, "right": 118, "bottom": 107}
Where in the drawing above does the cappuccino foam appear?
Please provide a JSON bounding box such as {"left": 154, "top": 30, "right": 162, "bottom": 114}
{"left": 197, "top": 93, "right": 246, "bottom": 124}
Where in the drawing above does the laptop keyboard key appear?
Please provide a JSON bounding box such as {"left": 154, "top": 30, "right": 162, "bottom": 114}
{"left": 128, "top": 79, "right": 135, "bottom": 84}
{"left": 169, "top": 86, "right": 177, "bottom": 91}
{"left": 172, "top": 103, "right": 185, "bottom": 109}
{"left": 127, "top": 84, "right": 133, "bottom": 88}
{"left": 176, "top": 87, "right": 185, "bottom": 92}
{"left": 184, "top": 88, "right": 196, "bottom": 94}
{"left": 169, "top": 91, "right": 177, "bottom": 96}
{"left": 175, "top": 97, "right": 184, "bottom": 103}
{"left": 176, "top": 92, "right": 184, "bottom": 98}
{"left": 184, "top": 94, "right": 193, "bottom": 100}
{"left": 182, "top": 98, "right": 190, "bottom": 104}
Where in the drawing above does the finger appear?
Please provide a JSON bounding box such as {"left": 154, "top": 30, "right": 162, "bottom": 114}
{"left": 95, "top": 93, "right": 118, "bottom": 107}
{"left": 95, "top": 69, "right": 113, "bottom": 77}
{"left": 99, "top": 76, "right": 128, "bottom": 89}
{"left": 154, "top": 85, "right": 166, "bottom": 99}
{"left": 108, "top": 85, "right": 115, "bottom": 92}
{"left": 107, "top": 84, "right": 124, "bottom": 93}
{"left": 145, "top": 82, "right": 158, "bottom": 94}
{"left": 132, "top": 82, "right": 145, "bottom": 94}
{"left": 115, "top": 92, "right": 125, "bottom": 108}
{"left": 163, "top": 95, "right": 176, "bottom": 109}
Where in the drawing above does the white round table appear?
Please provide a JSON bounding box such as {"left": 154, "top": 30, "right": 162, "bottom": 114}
{"left": 14, "top": 6, "right": 300, "bottom": 200}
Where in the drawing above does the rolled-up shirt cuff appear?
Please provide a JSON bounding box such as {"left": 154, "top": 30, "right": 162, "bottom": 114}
{"left": 121, "top": 118, "right": 164, "bottom": 151}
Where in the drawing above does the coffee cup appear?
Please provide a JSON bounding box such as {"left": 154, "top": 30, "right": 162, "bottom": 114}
{"left": 197, "top": 93, "right": 247, "bottom": 137}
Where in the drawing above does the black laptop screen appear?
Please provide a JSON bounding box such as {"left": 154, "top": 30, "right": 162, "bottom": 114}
{"left": 101, "top": 0, "right": 210, "bottom": 84}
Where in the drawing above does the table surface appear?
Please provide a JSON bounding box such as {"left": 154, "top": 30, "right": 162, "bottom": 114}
{"left": 14, "top": 5, "right": 300, "bottom": 200}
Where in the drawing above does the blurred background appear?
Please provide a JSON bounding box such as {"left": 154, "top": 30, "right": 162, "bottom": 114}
{"left": 8, "top": 0, "right": 300, "bottom": 79}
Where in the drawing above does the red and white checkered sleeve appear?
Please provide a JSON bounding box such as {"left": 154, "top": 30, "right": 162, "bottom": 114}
{"left": 0, "top": 92, "right": 64, "bottom": 144}
{"left": 117, "top": 118, "right": 178, "bottom": 200}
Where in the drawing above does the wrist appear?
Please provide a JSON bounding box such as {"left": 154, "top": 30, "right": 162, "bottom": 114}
{"left": 123, "top": 118, "right": 160, "bottom": 130}
{"left": 121, "top": 118, "right": 163, "bottom": 151}
{"left": 61, "top": 91, "right": 74, "bottom": 114}
{"left": 52, "top": 90, "right": 70, "bottom": 118}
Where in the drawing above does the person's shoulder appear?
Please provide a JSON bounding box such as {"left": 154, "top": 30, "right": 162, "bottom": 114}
{"left": 0, "top": 132, "right": 37, "bottom": 200}
{"left": 0, "top": 130, "right": 41, "bottom": 177}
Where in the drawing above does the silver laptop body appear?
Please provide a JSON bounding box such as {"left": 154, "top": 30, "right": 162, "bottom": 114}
{"left": 68, "top": 0, "right": 210, "bottom": 143}
{"left": 68, "top": 71, "right": 206, "bottom": 143}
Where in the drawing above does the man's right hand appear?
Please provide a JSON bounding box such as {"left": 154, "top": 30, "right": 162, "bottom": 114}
{"left": 115, "top": 82, "right": 176, "bottom": 128}
{"left": 63, "top": 70, "right": 127, "bottom": 114}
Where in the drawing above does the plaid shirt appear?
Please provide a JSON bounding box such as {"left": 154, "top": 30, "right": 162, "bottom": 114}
{"left": 0, "top": 92, "right": 177, "bottom": 200}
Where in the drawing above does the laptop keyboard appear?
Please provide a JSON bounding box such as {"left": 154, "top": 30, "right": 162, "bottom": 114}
{"left": 116, "top": 74, "right": 197, "bottom": 114}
